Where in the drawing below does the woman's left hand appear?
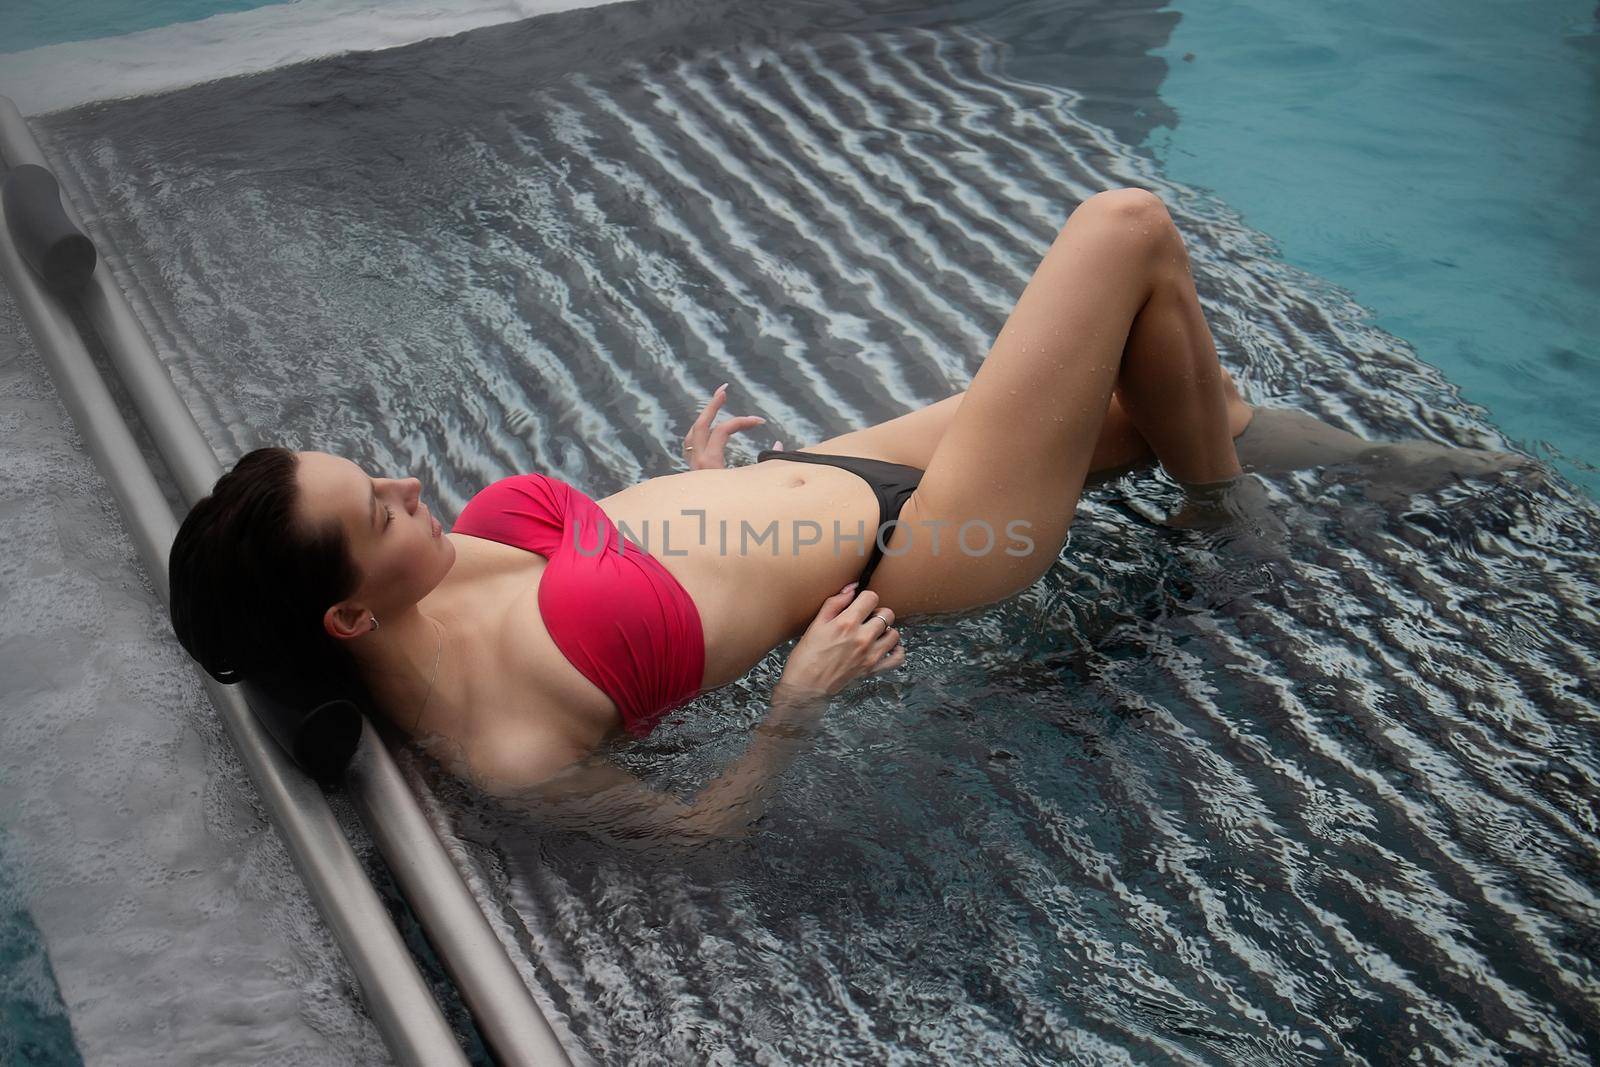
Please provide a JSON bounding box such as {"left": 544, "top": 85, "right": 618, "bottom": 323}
{"left": 682, "top": 383, "right": 767, "bottom": 470}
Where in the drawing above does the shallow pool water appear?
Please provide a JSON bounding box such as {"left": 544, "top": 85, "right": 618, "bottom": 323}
{"left": 7, "top": 0, "right": 1599, "bottom": 1062}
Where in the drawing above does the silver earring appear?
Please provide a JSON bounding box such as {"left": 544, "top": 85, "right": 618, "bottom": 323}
{"left": 370, "top": 617, "right": 380, "bottom": 632}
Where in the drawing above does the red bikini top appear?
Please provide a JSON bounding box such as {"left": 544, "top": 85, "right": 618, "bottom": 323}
{"left": 450, "top": 473, "right": 706, "bottom": 737}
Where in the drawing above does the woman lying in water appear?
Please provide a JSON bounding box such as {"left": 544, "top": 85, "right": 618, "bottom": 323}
{"left": 168, "top": 188, "right": 1523, "bottom": 841}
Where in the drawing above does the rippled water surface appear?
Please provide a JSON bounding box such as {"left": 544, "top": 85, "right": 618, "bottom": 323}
{"left": 30, "top": 0, "right": 1600, "bottom": 1061}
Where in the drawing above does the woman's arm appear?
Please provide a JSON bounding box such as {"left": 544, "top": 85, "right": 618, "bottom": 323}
{"left": 508, "top": 682, "right": 831, "bottom": 843}
{"left": 480, "top": 583, "right": 904, "bottom": 844}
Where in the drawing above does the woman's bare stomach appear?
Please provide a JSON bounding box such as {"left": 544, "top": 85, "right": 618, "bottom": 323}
{"left": 599, "top": 459, "right": 881, "bottom": 688}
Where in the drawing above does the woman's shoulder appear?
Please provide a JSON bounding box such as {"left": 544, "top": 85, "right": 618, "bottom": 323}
{"left": 412, "top": 613, "right": 601, "bottom": 788}
{"left": 473, "top": 731, "right": 595, "bottom": 797}
{"left": 418, "top": 713, "right": 592, "bottom": 798}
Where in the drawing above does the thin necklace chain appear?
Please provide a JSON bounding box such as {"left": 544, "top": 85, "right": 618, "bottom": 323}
{"left": 411, "top": 616, "right": 446, "bottom": 733}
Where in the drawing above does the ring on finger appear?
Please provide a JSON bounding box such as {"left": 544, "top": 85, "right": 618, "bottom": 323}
{"left": 871, "top": 611, "right": 891, "bottom": 634}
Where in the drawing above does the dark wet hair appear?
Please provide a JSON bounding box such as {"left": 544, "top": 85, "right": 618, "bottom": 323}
{"left": 168, "top": 447, "right": 365, "bottom": 710}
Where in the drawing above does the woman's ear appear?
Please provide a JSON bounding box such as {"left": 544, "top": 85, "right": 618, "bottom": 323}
{"left": 324, "top": 601, "right": 371, "bottom": 642}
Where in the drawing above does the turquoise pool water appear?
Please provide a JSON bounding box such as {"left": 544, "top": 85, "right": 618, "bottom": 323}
{"left": 0, "top": 832, "right": 79, "bottom": 1067}
{"left": 0, "top": 0, "right": 285, "bottom": 53}
{"left": 1153, "top": 0, "right": 1600, "bottom": 497}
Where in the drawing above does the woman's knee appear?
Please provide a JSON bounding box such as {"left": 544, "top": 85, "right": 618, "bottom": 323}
{"left": 1066, "top": 188, "right": 1178, "bottom": 261}
{"left": 1076, "top": 187, "right": 1171, "bottom": 227}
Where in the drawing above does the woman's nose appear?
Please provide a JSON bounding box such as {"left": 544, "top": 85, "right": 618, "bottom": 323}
{"left": 382, "top": 477, "right": 422, "bottom": 510}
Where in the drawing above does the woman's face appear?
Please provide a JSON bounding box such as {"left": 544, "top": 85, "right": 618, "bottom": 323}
{"left": 294, "top": 450, "right": 456, "bottom": 636}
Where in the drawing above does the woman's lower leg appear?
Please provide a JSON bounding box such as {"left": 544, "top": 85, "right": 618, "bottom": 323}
{"left": 1110, "top": 199, "right": 1245, "bottom": 486}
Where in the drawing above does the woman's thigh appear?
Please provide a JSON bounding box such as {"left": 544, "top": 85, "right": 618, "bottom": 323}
{"left": 862, "top": 190, "right": 1173, "bottom": 617}
{"left": 806, "top": 387, "right": 1168, "bottom": 478}
{"left": 802, "top": 392, "right": 966, "bottom": 469}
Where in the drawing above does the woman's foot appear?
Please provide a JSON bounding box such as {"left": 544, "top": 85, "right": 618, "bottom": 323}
{"left": 1133, "top": 406, "right": 1531, "bottom": 550}
{"left": 1162, "top": 472, "right": 1290, "bottom": 557}
{"left": 1234, "top": 406, "right": 1531, "bottom": 493}
{"left": 1231, "top": 407, "right": 1372, "bottom": 473}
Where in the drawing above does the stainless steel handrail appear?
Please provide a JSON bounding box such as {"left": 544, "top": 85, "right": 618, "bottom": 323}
{"left": 0, "top": 185, "right": 469, "bottom": 1067}
{"left": 1, "top": 95, "right": 571, "bottom": 1067}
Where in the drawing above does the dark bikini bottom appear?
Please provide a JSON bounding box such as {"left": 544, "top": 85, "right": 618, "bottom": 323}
{"left": 755, "top": 448, "right": 925, "bottom": 589}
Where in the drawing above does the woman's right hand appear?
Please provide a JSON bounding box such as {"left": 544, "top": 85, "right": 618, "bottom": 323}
{"left": 779, "top": 582, "right": 904, "bottom": 697}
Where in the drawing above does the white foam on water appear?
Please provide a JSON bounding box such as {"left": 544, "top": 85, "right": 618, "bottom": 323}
{"left": 0, "top": 283, "right": 389, "bottom": 1064}
{"left": 0, "top": 0, "right": 629, "bottom": 116}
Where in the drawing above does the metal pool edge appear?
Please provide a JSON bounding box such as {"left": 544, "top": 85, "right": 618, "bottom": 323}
{"left": 0, "top": 95, "right": 572, "bottom": 1067}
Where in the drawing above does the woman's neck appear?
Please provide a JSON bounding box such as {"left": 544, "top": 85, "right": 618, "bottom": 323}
{"left": 353, "top": 604, "right": 458, "bottom": 734}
